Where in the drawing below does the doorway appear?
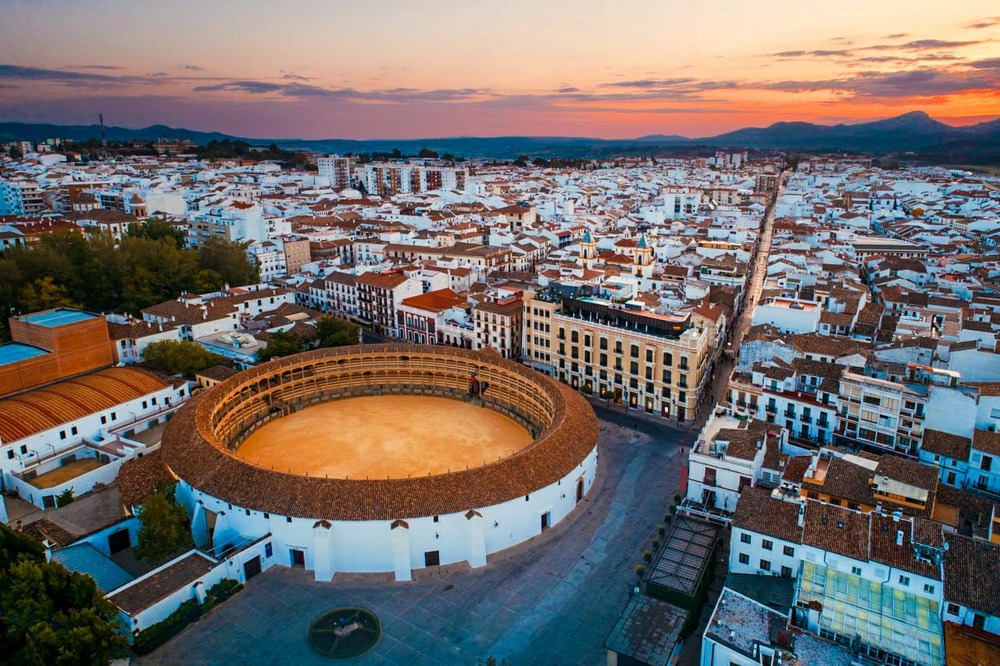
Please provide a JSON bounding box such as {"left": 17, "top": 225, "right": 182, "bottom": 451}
{"left": 290, "top": 548, "right": 305, "bottom": 567}
{"left": 244, "top": 555, "right": 262, "bottom": 580}
{"left": 107, "top": 528, "right": 131, "bottom": 554}
{"left": 576, "top": 477, "right": 585, "bottom": 503}
{"left": 541, "top": 512, "right": 551, "bottom": 531}
{"left": 424, "top": 550, "right": 440, "bottom": 567}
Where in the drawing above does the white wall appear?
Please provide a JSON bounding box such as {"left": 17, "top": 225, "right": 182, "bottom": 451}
{"left": 177, "top": 445, "right": 598, "bottom": 581}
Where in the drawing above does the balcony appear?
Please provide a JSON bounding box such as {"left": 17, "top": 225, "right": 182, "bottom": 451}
{"left": 801, "top": 415, "right": 812, "bottom": 424}
{"left": 766, "top": 404, "right": 778, "bottom": 414}
{"left": 784, "top": 410, "right": 796, "bottom": 419}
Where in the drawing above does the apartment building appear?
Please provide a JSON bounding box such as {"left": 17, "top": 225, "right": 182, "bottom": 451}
{"left": 835, "top": 372, "right": 926, "bottom": 456}
{"left": 362, "top": 164, "right": 469, "bottom": 197}
{"left": 522, "top": 293, "right": 715, "bottom": 423}
{"left": 0, "top": 179, "right": 46, "bottom": 215}
{"left": 396, "top": 289, "right": 468, "bottom": 345}
{"left": 316, "top": 155, "right": 352, "bottom": 189}
{"left": 355, "top": 272, "right": 421, "bottom": 336}
{"left": 324, "top": 272, "right": 360, "bottom": 322}
{"left": 472, "top": 294, "right": 523, "bottom": 359}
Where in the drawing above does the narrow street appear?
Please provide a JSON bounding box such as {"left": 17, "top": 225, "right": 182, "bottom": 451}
{"left": 696, "top": 173, "right": 785, "bottom": 426}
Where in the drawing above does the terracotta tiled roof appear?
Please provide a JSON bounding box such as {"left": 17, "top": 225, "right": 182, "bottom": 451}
{"left": 107, "top": 551, "right": 215, "bottom": 615}
{"left": 0, "top": 368, "right": 167, "bottom": 442}
{"left": 803, "top": 502, "right": 869, "bottom": 562}
{"left": 921, "top": 429, "right": 971, "bottom": 461}
{"left": 117, "top": 450, "right": 173, "bottom": 510}
{"left": 732, "top": 487, "right": 803, "bottom": 544}
{"left": 943, "top": 534, "right": 1000, "bottom": 616}
{"left": 868, "top": 512, "right": 940, "bottom": 580}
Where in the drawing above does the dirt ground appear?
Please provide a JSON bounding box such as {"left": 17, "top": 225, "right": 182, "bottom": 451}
{"left": 237, "top": 396, "right": 532, "bottom": 479}
{"left": 30, "top": 458, "right": 105, "bottom": 489}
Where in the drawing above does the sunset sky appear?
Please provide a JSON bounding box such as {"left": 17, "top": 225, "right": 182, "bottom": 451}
{"left": 1, "top": 0, "right": 999, "bottom": 139}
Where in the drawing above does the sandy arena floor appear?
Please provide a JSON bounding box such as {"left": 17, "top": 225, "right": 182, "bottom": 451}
{"left": 236, "top": 396, "right": 533, "bottom": 479}
{"left": 30, "top": 458, "right": 105, "bottom": 489}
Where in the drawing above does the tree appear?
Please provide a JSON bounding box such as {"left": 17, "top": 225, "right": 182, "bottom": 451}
{"left": 256, "top": 330, "right": 305, "bottom": 362}
{"left": 512, "top": 155, "right": 529, "bottom": 167}
{"left": 136, "top": 483, "right": 192, "bottom": 565}
{"left": 0, "top": 524, "right": 127, "bottom": 665}
{"left": 418, "top": 148, "right": 439, "bottom": 159}
{"left": 142, "top": 340, "right": 226, "bottom": 376}
{"left": 18, "top": 276, "right": 81, "bottom": 313}
{"left": 7, "top": 145, "right": 23, "bottom": 160}
{"left": 55, "top": 488, "right": 74, "bottom": 508}
{"left": 127, "top": 218, "right": 186, "bottom": 249}
{"left": 314, "top": 316, "right": 359, "bottom": 349}
{"left": 197, "top": 236, "right": 259, "bottom": 287}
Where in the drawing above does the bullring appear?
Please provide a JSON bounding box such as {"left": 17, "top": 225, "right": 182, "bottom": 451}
{"left": 160, "top": 344, "right": 599, "bottom": 581}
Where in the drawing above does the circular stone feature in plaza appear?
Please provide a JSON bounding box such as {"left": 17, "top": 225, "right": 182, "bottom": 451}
{"left": 237, "top": 395, "right": 533, "bottom": 479}
{"left": 308, "top": 607, "right": 381, "bottom": 659}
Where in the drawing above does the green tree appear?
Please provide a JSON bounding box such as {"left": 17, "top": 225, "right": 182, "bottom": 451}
{"left": 18, "top": 276, "right": 81, "bottom": 313}
{"left": 127, "top": 218, "right": 186, "bottom": 249}
{"left": 7, "top": 145, "right": 23, "bottom": 160}
{"left": 197, "top": 236, "right": 259, "bottom": 287}
{"left": 314, "top": 316, "right": 359, "bottom": 348}
{"left": 256, "top": 330, "right": 305, "bottom": 362}
{"left": 0, "top": 525, "right": 126, "bottom": 665}
{"left": 142, "top": 340, "right": 226, "bottom": 376}
{"left": 418, "top": 148, "right": 439, "bottom": 159}
{"left": 135, "top": 483, "right": 192, "bottom": 565}
{"left": 55, "top": 488, "right": 74, "bottom": 508}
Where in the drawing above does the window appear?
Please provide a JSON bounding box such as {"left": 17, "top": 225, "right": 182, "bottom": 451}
{"left": 286, "top": 516, "right": 293, "bottom": 523}
{"left": 738, "top": 553, "right": 749, "bottom": 565}
{"left": 946, "top": 603, "right": 959, "bottom": 616}
{"left": 762, "top": 539, "right": 773, "bottom": 551}
{"left": 981, "top": 456, "right": 993, "bottom": 472}
{"left": 898, "top": 575, "right": 910, "bottom": 586}
{"left": 783, "top": 545, "right": 794, "bottom": 557}
{"left": 974, "top": 614, "right": 986, "bottom": 629}
{"left": 630, "top": 344, "right": 639, "bottom": 359}
{"left": 663, "top": 352, "right": 673, "bottom": 367}
{"left": 852, "top": 566, "right": 862, "bottom": 576}
{"left": 923, "top": 583, "right": 935, "bottom": 594}
{"left": 59, "top": 431, "right": 66, "bottom": 440}
{"left": 265, "top": 543, "right": 273, "bottom": 558}
{"left": 6, "top": 450, "right": 13, "bottom": 460}
{"left": 781, "top": 566, "right": 793, "bottom": 578}
{"left": 433, "top": 515, "right": 439, "bottom": 523}
{"left": 100, "top": 415, "right": 107, "bottom": 425}
{"left": 760, "top": 559, "right": 771, "bottom": 571}
{"left": 740, "top": 533, "right": 751, "bottom": 544}
{"left": 70, "top": 426, "right": 77, "bottom": 435}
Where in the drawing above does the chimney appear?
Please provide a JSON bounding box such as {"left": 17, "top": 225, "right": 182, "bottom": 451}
{"left": 797, "top": 503, "right": 805, "bottom": 527}
{"left": 896, "top": 530, "right": 904, "bottom": 547}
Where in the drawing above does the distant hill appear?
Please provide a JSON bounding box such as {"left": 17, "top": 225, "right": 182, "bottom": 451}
{"left": 0, "top": 122, "right": 234, "bottom": 145}
{"left": 2, "top": 111, "right": 998, "bottom": 162}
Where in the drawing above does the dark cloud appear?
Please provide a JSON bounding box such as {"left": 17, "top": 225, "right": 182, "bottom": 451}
{"left": 969, "top": 57, "right": 1000, "bottom": 69}
{"left": 192, "top": 80, "right": 490, "bottom": 103}
{"left": 883, "top": 33, "right": 910, "bottom": 39}
{"left": 66, "top": 64, "right": 126, "bottom": 71}
{"left": 964, "top": 16, "right": 1000, "bottom": 29}
{"left": 180, "top": 64, "right": 205, "bottom": 71}
{"left": 556, "top": 86, "right": 580, "bottom": 93}
{"left": 863, "top": 39, "right": 982, "bottom": 51}
{"left": 771, "top": 49, "right": 853, "bottom": 58}
{"left": 0, "top": 64, "right": 125, "bottom": 83}
{"left": 767, "top": 68, "right": 999, "bottom": 98}
{"left": 600, "top": 78, "right": 697, "bottom": 89}
{"left": 281, "top": 73, "right": 311, "bottom": 81}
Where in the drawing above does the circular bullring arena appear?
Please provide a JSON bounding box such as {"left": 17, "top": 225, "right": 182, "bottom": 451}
{"left": 161, "top": 345, "right": 599, "bottom": 581}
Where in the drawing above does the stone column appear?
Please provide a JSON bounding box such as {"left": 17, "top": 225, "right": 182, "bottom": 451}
{"left": 466, "top": 510, "right": 487, "bottom": 568}
{"left": 390, "top": 520, "right": 412, "bottom": 581}
{"left": 312, "top": 520, "right": 334, "bottom": 582}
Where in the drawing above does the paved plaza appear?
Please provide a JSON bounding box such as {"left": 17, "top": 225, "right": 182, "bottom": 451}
{"left": 139, "top": 418, "right": 695, "bottom": 665}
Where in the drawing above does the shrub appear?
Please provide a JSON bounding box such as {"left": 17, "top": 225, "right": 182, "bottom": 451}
{"left": 202, "top": 578, "right": 243, "bottom": 613}
{"left": 55, "top": 488, "right": 74, "bottom": 507}
{"left": 652, "top": 538, "right": 660, "bottom": 549}
{"left": 133, "top": 599, "right": 203, "bottom": 655}
{"left": 657, "top": 524, "right": 666, "bottom": 536}
{"left": 634, "top": 565, "right": 645, "bottom": 577}
{"left": 643, "top": 550, "right": 652, "bottom": 562}
{"left": 673, "top": 494, "right": 682, "bottom": 504}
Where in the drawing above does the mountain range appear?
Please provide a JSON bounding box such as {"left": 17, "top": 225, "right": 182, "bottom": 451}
{"left": 2, "top": 111, "right": 998, "bottom": 163}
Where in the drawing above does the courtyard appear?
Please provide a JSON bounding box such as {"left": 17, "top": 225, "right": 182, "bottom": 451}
{"left": 138, "top": 415, "right": 695, "bottom": 665}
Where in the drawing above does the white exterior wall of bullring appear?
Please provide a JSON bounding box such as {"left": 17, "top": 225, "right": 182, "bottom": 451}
{"left": 176, "top": 445, "right": 597, "bottom": 581}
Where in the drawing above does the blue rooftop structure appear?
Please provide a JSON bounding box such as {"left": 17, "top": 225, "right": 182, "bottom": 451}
{"left": 51, "top": 542, "right": 135, "bottom": 593}
{"left": 0, "top": 343, "right": 49, "bottom": 367}
{"left": 20, "top": 309, "right": 97, "bottom": 328}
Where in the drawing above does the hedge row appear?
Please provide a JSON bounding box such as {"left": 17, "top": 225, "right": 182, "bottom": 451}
{"left": 132, "top": 578, "right": 244, "bottom": 655}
